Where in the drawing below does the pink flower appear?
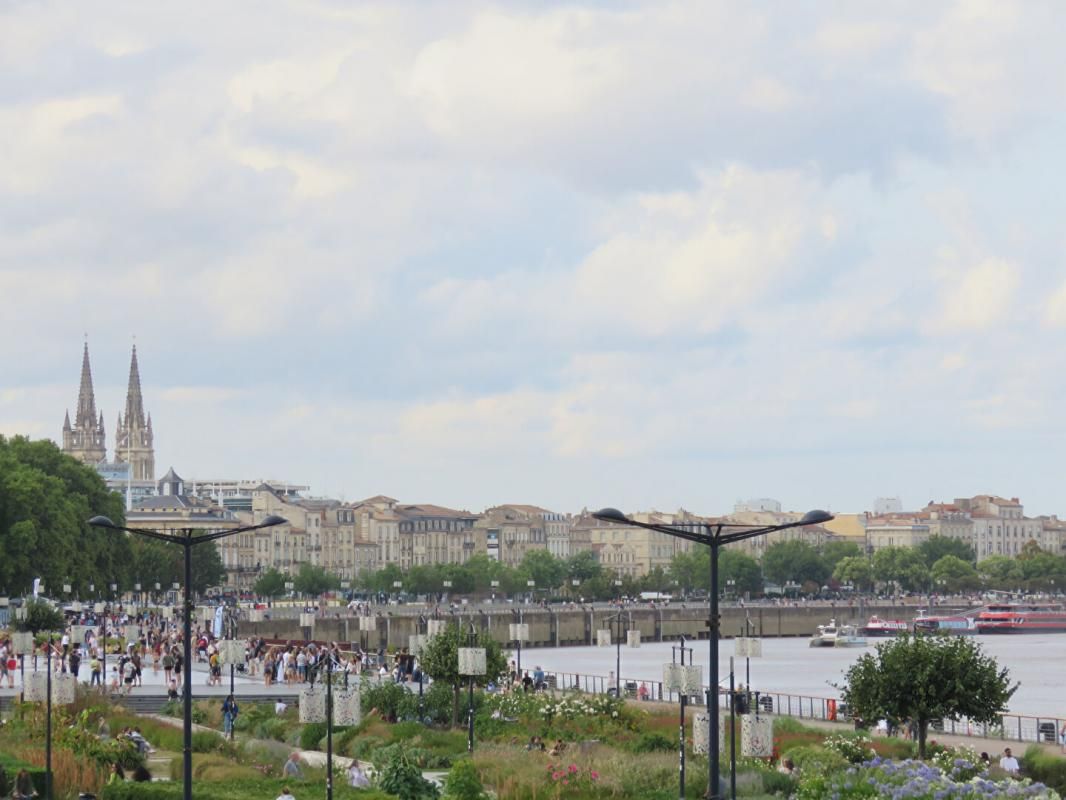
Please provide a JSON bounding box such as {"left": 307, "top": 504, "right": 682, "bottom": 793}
{"left": 552, "top": 771, "right": 564, "bottom": 780}
{"left": 568, "top": 764, "right": 578, "bottom": 773}
{"left": 591, "top": 771, "right": 599, "bottom": 780}
{"left": 562, "top": 779, "right": 569, "bottom": 785}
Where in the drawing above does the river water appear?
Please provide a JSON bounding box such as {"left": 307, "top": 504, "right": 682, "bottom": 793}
{"left": 521, "top": 635, "right": 1064, "bottom": 718}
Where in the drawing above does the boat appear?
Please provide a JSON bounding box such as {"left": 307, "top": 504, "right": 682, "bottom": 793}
{"left": 913, "top": 611, "right": 976, "bottom": 636}
{"left": 809, "top": 619, "right": 840, "bottom": 647}
{"left": 833, "top": 624, "right": 867, "bottom": 648}
{"left": 861, "top": 615, "right": 909, "bottom": 637}
{"left": 975, "top": 603, "right": 1066, "bottom": 634}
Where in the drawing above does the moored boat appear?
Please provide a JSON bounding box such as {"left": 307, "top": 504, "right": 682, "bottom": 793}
{"left": 809, "top": 619, "right": 839, "bottom": 647}
{"left": 861, "top": 615, "right": 908, "bottom": 637}
{"left": 975, "top": 603, "right": 1066, "bottom": 634}
{"left": 913, "top": 612, "right": 976, "bottom": 636}
{"left": 833, "top": 624, "right": 867, "bottom": 647}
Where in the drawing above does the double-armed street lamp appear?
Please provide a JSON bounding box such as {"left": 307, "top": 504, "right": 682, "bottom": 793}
{"left": 89, "top": 514, "right": 288, "bottom": 800}
{"left": 592, "top": 507, "right": 833, "bottom": 800}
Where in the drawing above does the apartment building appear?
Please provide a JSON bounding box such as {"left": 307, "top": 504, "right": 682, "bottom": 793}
{"left": 572, "top": 509, "right": 696, "bottom": 578}
{"left": 350, "top": 496, "right": 482, "bottom": 570}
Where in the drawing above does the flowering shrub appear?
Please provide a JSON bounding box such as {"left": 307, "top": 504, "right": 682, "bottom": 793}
{"left": 822, "top": 733, "right": 876, "bottom": 764}
{"left": 545, "top": 762, "right": 599, "bottom": 795}
{"left": 929, "top": 746, "right": 985, "bottom": 782}
{"left": 487, "top": 689, "right": 625, "bottom": 723}
{"left": 796, "top": 756, "right": 1061, "bottom": 800}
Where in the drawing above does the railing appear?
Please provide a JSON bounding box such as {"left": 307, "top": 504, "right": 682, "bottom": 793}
{"left": 538, "top": 669, "right": 1066, "bottom": 746}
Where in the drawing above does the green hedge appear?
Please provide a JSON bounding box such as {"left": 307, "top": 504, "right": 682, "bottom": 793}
{"left": 101, "top": 778, "right": 398, "bottom": 800}
{"left": 1022, "top": 746, "right": 1066, "bottom": 793}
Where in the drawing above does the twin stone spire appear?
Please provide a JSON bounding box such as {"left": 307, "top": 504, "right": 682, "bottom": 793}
{"left": 62, "top": 342, "right": 155, "bottom": 481}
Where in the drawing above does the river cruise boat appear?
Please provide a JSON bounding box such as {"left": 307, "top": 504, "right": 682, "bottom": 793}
{"left": 861, "top": 615, "right": 909, "bottom": 637}
{"left": 913, "top": 611, "right": 976, "bottom": 636}
{"left": 975, "top": 603, "right": 1066, "bottom": 633}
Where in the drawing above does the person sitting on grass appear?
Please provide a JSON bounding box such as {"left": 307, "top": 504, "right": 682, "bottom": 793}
{"left": 14, "top": 768, "right": 38, "bottom": 799}
{"left": 347, "top": 760, "right": 371, "bottom": 788}
{"left": 276, "top": 787, "right": 295, "bottom": 800}
{"left": 283, "top": 753, "right": 303, "bottom": 779}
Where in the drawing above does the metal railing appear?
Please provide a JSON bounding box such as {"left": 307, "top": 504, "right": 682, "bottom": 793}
{"left": 538, "top": 669, "right": 1066, "bottom": 746}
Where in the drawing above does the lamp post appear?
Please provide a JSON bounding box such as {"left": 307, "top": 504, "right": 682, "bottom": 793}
{"left": 89, "top": 513, "right": 287, "bottom": 800}
{"left": 458, "top": 623, "right": 487, "bottom": 752}
{"left": 510, "top": 609, "right": 527, "bottom": 676}
{"left": 593, "top": 507, "right": 833, "bottom": 800}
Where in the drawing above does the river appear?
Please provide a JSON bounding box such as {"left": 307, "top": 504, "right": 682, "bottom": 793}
{"left": 521, "top": 635, "right": 1064, "bottom": 718}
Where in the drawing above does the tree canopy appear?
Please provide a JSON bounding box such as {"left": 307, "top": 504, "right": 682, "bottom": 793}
{"left": 419, "top": 622, "right": 508, "bottom": 726}
{"left": 917, "top": 535, "right": 975, "bottom": 567}
{"left": 762, "top": 540, "right": 829, "bottom": 587}
{"left": 0, "top": 436, "right": 130, "bottom": 595}
{"left": 16, "top": 598, "right": 66, "bottom": 635}
{"left": 253, "top": 568, "right": 288, "bottom": 598}
{"left": 839, "top": 634, "right": 1016, "bottom": 757}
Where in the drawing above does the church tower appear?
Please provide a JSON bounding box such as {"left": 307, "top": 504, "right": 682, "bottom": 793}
{"left": 115, "top": 344, "right": 155, "bottom": 481}
{"left": 62, "top": 342, "right": 107, "bottom": 464}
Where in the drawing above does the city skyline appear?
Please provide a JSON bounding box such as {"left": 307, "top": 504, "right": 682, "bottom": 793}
{"left": 4, "top": 3, "right": 1066, "bottom": 514}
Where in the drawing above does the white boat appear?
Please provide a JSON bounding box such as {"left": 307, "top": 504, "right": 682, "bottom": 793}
{"left": 809, "top": 619, "right": 840, "bottom": 647}
{"left": 833, "top": 624, "right": 868, "bottom": 648}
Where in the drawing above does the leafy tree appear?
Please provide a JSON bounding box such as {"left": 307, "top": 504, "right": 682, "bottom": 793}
{"left": 930, "top": 555, "right": 980, "bottom": 592}
{"left": 668, "top": 549, "right": 708, "bottom": 593}
{"left": 977, "top": 555, "right": 1022, "bottom": 586}
{"left": 871, "top": 546, "right": 928, "bottom": 592}
{"left": 293, "top": 562, "right": 339, "bottom": 597}
{"left": 762, "top": 541, "right": 829, "bottom": 587}
{"left": 377, "top": 743, "right": 440, "bottom": 800}
{"left": 17, "top": 599, "right": 65, "bottom": 634}
{"left": 833, "top": 556, "right": 874, "bottom": 592}
{"left": 0, "top": 436, "right": 130, "bottom": 595}
{"left": 519, "top": 550, "right": 565, "bottom": 591}
{"left": 918, "top": 536, "right": 975, "bottom": 567}
{"left": 821, "top": 541, "right": 862, "bottom": 572}
{"left": 566, "top": 551, "right": 603, "bottom": 581}
{"left": 419, "top": 623, "right": 508, "bottom": 727}
{"left": 720, "top": 549, "right": 762, "bottom": 596}
{"left": 838, "top": 634, "right": 1016, "bottom": 757}
{"left": 253, "top": 568, "right": 287, "bottom": 598}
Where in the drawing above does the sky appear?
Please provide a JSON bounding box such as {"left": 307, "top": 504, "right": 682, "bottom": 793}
{"left": 3, "top": 1, "right": 1066, "bottom": 518}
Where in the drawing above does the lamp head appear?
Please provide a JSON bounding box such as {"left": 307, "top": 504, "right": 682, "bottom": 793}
{"left": 799, "top": 509, "right": 833, "bottom": 526}
{"left": 593, "top": 507, "right": 629, "bottom": 524}
{"left": 261, "top": 515, "right": 288, "bottom": 527}
{"left": 88, "top": 515, "right": 118, "bottom": 529}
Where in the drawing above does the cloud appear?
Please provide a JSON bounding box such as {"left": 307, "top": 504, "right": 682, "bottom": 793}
{"left": 937, "top": 257, "right": 1020, "bottom": 332}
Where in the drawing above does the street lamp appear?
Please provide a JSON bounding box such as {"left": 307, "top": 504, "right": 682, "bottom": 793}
{"left": 458, "top": 623, "right": 486, "bottom": 752}
{"left": 593, "top": 507, "right": 833, "bottom": 800}
{"left": 88, "top": 513, "right": 287, "bottom": 800}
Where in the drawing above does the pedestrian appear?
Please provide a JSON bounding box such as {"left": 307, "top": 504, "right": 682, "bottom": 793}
{"left": 162, "top": 649, "right": 174, "bottom": 683}
{"left": 107, "top": 764, "right": 125, "bottom": 785}
{"left": 5, "top": 649, "right": 16, "bottom": 689}
{"left": 13, "top": 768, "right": 37, "bottom": 799}
{"left": 347, "top": 760, "right": 370, "bottom": 788}
{"left": 222, "top": 694, "right": 239, "bottom": 736}
{"left": 132, "top": 764, "right": 152, "bottom": 782}
{"left": 90, "top": 653, "right": 101, "bottom": 687}
{"left": 283, "top": 753, "right": 303, "bottom": 779}
{"left": 999, "top": 747, "right": 1020, "bottom": 775}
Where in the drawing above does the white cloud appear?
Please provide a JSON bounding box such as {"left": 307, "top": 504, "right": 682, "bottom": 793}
{"left": 937, "top": 257, "right": 1020, "bottom": 332}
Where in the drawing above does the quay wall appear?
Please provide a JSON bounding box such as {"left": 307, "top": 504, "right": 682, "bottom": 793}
{"left": 238, "top": 603, "right": 933, "bottom": 650}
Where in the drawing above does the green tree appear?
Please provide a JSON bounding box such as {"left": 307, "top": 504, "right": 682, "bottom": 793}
{"left": 519, "top": 550, "right": 565, "bottom": 592}
{"left": 977, "top": 555, "right": 1022, "bottom": 586}
{"left": 668, "top": 550, "right": 708, "bottom": 594}
{"left": 17, "top": 599, "right": 66, "bottom": 634}
{"left": 566, "top": 551, "right": 603, "bottom": 581}
{"left": 871, "top": 546, "right": 928, "bottom": 592}
{"left": 762, "top": 541, "right": 829, "bottom": 587}
{"left": 293, "top": 562, "right": 339, "bottom": 597}
{"left": 420, "top": 623, "right": 508, "bottom": 727}
{"left": 821, "top": 541, "right": 862, "bottom": 572}
{"left": 833, "top": 556, "right": 874, "bottom": 591}
{"left": 720, "top": 549, "right": 762, "bottom": 596}
{"left": 839, "top": 635, "right": 1016, "bottom": 757}
{"left": 918, "top": 536, "right": 975, "bottom": 567}
{"left": 0, "top": 436, "right": 130, "bottom": 595}
{"left": 930, "top": 555, "right": 980, "bottom": 592}
{"left": 253, "top": 568, "right": 287, "bottom": 597}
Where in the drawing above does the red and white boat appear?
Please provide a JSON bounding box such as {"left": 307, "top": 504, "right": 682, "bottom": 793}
{"left": 975, "top": 603, "right": 1066, "bottom": 634}
{"left": 861, "top": 616, "right": 909, "bottom": 637}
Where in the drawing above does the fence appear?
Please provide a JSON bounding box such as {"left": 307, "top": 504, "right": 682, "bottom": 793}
{"left": 539, "top": 669, "right": 1066, "bottom": 746}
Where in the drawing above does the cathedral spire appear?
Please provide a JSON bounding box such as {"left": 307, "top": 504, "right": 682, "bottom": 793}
{"left": 75, "top": 342, "right": 98, "bottom": 429}
{"left": 124, "top": 344, "right": 146, "bottom": 429}
{"left": 63, "top": 410, "right": 71, "bottom": 431}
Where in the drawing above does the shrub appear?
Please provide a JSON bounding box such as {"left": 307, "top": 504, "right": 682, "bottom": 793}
{"left": 376, "top": 744, "right": 441, "bottom": 800}
{"left": 442, "top": 758, "right": 488, "bottom": 800}
{"left": 101, "top": 777, "right": 398, "bottom": 800}
{"left": 822, "top": 733, "right": 875, "bottom": 764}
{"left": 191, "top": 730, "right": 233, "bottom": 754}
{"left": 1023, "top": 746, "right": 1066, "bottom": 794}
{"left": 300, "top": 722, "right": 328, "bottom": 751}
{"left": 362, "top": 681, "right": 411, "bottom": 722}
{"left": 629, "top": 732, "right": 674, "bottom": 753}
{"left": 781, "top": 744, "right": 848, "bottom": 776}
{"left": 761, "top": 769, "right": 797, "bottom": 797}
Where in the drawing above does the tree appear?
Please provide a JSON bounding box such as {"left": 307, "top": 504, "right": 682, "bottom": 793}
{"left": 839, "top": 634, "right": 1016, "bottom": 757}
{"left": 0, "top": 435, "right": 130, "bottom": 595}
{"left": 762, "top": 541, "right": 829, "bottom": 587}
{"left": 419, "top": 623, "right": 508, "bottom": 727}
{"left": 871, "top": 546, "right": 928, "bottom": 592}
{"left": 518, "top": 550, "right": 565, "bottom": 592}
{"left": 293, "top": 563, "right": 339, "bottom": 597}
{"left": 17, "top": 599, "right": 65, "bottom": 634}
{"left": 720, "top": 549, "right": 762, "bottom": 596}
{"left": 930, "top": 555, "right": 980, "bottom": 592}
{"left": 977, "top": 555, "right": 1022, "bottom": 586}
{"left": 253, "top": 568, "right": 287, "bottom": 598}
{"left": 918, "top": 536, "right": 975, "bottom": 567}
{"left": 566, "top": 551, "right": 603, "bottom": 582}
{"left": 668, "top": 550, "right": 708, "bottom": 594}
{"left": 833, "top": 556, "right": 874, "bottom": 592}
{"left": 821, "top": 541, "right": 862, "bottom": 572}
